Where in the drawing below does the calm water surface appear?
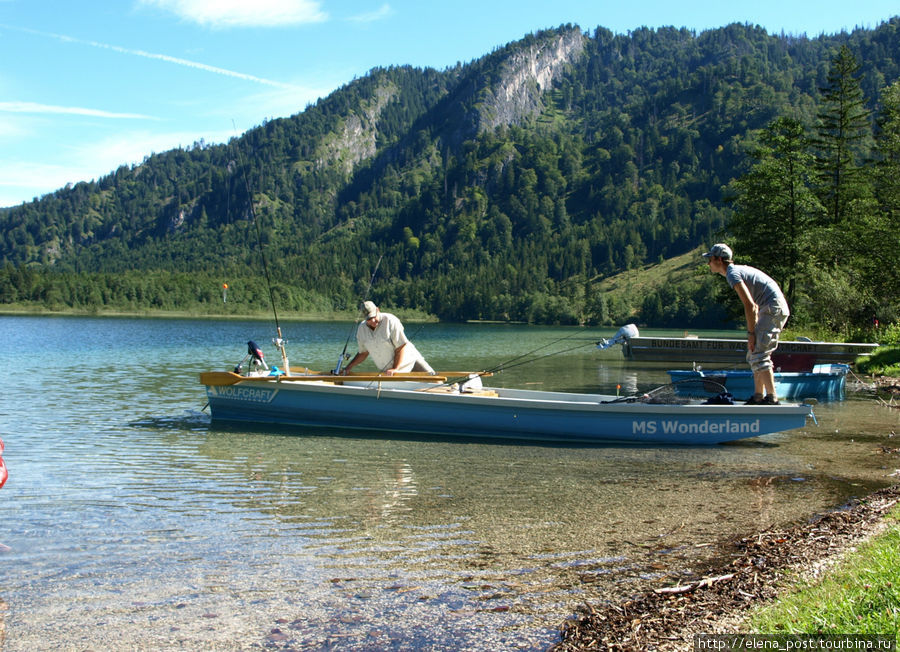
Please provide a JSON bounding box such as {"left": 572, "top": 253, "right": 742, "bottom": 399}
{"left": 0, "top": 316, "right": 897, "bottom": 651}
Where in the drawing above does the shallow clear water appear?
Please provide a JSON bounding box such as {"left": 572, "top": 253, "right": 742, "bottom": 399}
{"left": 0, "top": 316, "right": 897, "bottom": 650}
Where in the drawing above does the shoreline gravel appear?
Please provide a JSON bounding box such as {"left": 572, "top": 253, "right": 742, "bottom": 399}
{"left": 551, "top": 483, "right": 900, "bottom": 651}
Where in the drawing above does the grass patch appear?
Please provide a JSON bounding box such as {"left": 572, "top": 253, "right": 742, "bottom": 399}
{"left": 748, "top": 509, "right": 900, "bottom": 640}
{"left": 856, "top": 346, "right": 900, "bottom": 377}
{"left": 593, "top": 247, "right": 703, "bottom": 298}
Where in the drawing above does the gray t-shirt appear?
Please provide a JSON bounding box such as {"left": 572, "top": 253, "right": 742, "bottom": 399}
{"left": 725, "top": 264, "right": 789, "bottom": 315}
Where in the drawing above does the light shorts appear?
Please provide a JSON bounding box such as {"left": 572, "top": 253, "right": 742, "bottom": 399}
{"left": 747, "top": 304, "right": 789, "bottom": 373}
{"left": 391, "top": 342, "right": 435, "bottom": 374}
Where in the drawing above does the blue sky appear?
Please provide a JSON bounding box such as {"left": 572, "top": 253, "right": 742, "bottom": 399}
{"left": 1, "top": 1, "right": 898, "bottom": 208}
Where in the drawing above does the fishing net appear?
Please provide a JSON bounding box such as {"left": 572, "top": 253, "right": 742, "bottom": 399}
{"left": 608, "top": 378, "right": 733, "bottom": 405}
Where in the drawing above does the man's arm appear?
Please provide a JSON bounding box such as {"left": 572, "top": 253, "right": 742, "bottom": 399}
{"left": 385, "top": 343, "right": 409, "bottom": 376}
{"left": 734, "top": 280, "right": 759, "bottom": 352}
{"left": 342, "top": 350, "right": 369, "bottom": 374}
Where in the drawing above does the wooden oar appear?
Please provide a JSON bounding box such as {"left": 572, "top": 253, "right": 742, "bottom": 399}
{"left": 305, "top": 374, "right": 449, "bottom": 383}
{"left": 200, "top": 371, "right": 450, "bottom": 386}
{"left": 387, "top": 371, "right": 493, "bottom": 377}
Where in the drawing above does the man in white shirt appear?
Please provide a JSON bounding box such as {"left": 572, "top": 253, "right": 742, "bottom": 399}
{"left": 341, "top": 301, "right": 434, "bottom": 376}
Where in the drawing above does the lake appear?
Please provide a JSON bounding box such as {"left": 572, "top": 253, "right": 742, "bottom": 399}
{"left": 0, "top": 315, "right": 897, "bottom": 650}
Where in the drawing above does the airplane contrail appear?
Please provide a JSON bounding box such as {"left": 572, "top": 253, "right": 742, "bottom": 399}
{"left": 0, "top": 23, "right": 297, "bottom": 89}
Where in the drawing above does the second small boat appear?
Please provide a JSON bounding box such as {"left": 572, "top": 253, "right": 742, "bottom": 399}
{"left": 667, "top": 364, "right": 849, "bottom": 402}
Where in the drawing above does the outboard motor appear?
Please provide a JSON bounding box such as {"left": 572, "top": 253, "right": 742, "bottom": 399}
{"left": 234, "top": 340, "right": 270, "bottom": 374}
{"left": 248, "top": 341, "right": 266, "bottom": 366}
{"left": 246, "top": 340, "right": 269, "bottom": 372}
{"left": 597, "top": 324, "right": 639, "bottom": 350}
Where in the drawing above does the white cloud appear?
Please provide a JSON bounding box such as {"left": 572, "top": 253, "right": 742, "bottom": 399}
{"left": 0, "top": 79, "right": 337, "bottom": 207}
{"left": 138, "top": 0, "right": 328, "bottom": 28}
{"left": 0, "top": 161, "right": 84, "bottom": 206}
{"left": 347, "top": 4, "right": 393, "bottom": 23}
{"left": 225, "top": 83, "right": 335, "bottom": 124}
{"left": 0, "top": 80, "right": 337, "bottom": 207}
{"left": 85, "top": 128, "right": 229, "bottom": 165}
{"left": 0, "top": 116, "right": 24, "bottom": 140}
{"left": 0, "top": 101, "right": 156, "bottom": 120}
{"left": 0, "top": 128, "right": 230, "bottom": 207}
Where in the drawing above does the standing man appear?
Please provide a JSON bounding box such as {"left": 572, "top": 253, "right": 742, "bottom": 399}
{"left": 341, "top": 301, "right": 434, "bottom": 376}
{"left": 703, "top": 243, "right": 790, "bottom": 404}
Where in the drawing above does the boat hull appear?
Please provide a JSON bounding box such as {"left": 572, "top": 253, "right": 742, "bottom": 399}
{"left": 203, "top": 379, "right": 811, "bottom": 446}
{"left": 667, "top": 365, "right": 848, "bottom": 401}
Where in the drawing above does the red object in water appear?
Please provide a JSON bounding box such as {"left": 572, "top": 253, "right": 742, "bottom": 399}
{"left": 0, "top": 438, "right": 7, "bottom": 489}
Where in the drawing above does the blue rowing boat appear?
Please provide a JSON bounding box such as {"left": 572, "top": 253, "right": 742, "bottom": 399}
{"left": 667, "top": 364, "right": 849, "bottom": 402}
{"left": 200, "top": 369, "right": 813, "bottom": 445}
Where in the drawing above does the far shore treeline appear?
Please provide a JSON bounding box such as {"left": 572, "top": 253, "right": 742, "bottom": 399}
{"left": 1, "top": 22, "right": 898, "bottom": 338}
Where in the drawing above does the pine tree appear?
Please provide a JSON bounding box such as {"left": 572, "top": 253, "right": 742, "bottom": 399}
{"left": 728, "top": 116, "right": 824, "bottom": 306}
{"left": 814, "top": 45, "right": 872, "bottom": 227}
{"left": 873, "top": 81, "right": 900, "bottom": 220}
{"left": 862, "top": 81, "right": 900, "bottom": 321}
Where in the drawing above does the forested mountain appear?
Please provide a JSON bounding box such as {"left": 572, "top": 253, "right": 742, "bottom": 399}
{"left": 2, "top": 19, "right": 899, "bottom": 328}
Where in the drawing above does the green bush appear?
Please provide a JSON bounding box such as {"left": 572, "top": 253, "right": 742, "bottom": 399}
{"left": 876, "top": 322, "right": 900, "bottom": 346}
{"left": 856, "top": 346, "right": 900, "bottom": 377}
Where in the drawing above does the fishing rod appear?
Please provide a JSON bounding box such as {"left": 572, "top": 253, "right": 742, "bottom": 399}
{"left": 232, "top": 124, "right": 290, "bottom": 374}
{"left": 433, "top": 326, "right": 595, "bottom": 390}
{"left": 437, "top": 335, "right": 731, "bottom": 405}
{"left": 333, "top": 255, "right": 383, "bottom": 375}
{"left": 484, "top": 338, "right": 597, "bottom": 374}
{"left": 481, "top": 327, "right": 591, "bottom": 376}
{"left": 349, "top": 331, "right": 599, "bottom": 392}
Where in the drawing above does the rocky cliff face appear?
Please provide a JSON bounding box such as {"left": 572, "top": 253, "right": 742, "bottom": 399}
{"left": 315, "top": 82, "right": 398, "bottom": 175}
{"left": 314, "top": 29, "right": 585, "bottom": 176}
{"left": 476, "top": 27, "right": 585, "bottom": 132}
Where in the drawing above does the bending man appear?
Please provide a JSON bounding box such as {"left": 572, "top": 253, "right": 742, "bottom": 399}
{"left": 703, "top": 244, "right": 790, "bottom": 405}
{"left": 341, "top": 301, "right": 434, "bottom": 376}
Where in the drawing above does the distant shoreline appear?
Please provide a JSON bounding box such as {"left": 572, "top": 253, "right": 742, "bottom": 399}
{"left": 0, "top": 306, "right": 440, "bottom": 323}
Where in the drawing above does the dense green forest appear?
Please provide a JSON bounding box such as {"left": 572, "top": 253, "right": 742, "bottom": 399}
{"left": 1, "top": 20, "right": 898, "bottom": 334}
